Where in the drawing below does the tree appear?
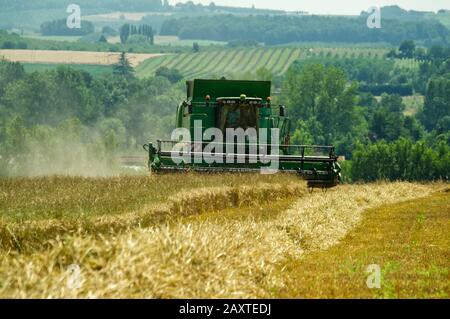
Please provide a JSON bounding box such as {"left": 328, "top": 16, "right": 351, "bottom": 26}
{"left": 98, "top": 35, "right": 108, "bottom": 43}
{"left": 155, "top": 67, "right": 182, "bottom": 84}
{"left": 119, "top": 24, "right": 130, "bottom": 44}
{"left": 193, "top": 42, "right": 200, "bottom": 53}
{"left": 282, "top": 63, "right": 367, "bottom": 156}
{"left": 399, "top": 40, "right": 416, "bottom": 58}
{"left": 40, "top": 19, "right": 94, "bottom": 36}
{"left": 420, "top": 76, "right": 450, "bottom": 130}
{"left": 255, "top": 67, "right": 272, "bottom": 81}
{"left": 113, "top": 52, "right": 135, "bottom": 78}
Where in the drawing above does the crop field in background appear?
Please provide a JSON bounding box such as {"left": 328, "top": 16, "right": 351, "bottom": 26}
{"left": 394, "top": 58, "right": 422, "bottom": 70}
{"left": 0, "top": 50, "right": 164, "bottom": 67}
{"left": 0, "top": 174, "right": 447, "bottom": 298}
{"left": 136, "top": 47, "right": 388, "bottom": 79}
{"left": 22, "top": 63, "right": 113, "bottom": 75}
{"left": 22, "top": 34, "right": 83, "bottom": 43}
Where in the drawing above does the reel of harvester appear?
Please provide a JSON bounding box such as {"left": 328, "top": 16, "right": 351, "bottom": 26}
{"left": 143, "top": 79, "right": 341, "bottom": 188}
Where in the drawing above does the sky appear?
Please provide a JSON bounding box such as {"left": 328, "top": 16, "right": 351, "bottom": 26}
{"left": 171, "top": 0, "right": 450, "bottom": 15}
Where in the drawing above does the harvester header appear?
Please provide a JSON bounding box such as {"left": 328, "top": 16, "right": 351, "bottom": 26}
{"left": 144, "top": 79, "right": 341, "bottom": 188}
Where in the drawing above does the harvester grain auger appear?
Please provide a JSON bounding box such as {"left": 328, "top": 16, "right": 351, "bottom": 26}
{"left": 143, "top": 79, "right": 341, "bottom": 188}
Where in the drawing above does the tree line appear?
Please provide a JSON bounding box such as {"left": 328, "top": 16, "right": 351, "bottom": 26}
{"left": 281, "top": 44, "right": 449, "bottom": 182}
{"left": 40, "top": 19, "right": 95, "bottom": 36}
{"left": 0, "top": 57, "right": 182, "bottom": 176}
{"left": 160, "top": 14, "right": 449, "bottom": 46}
{"left": 119, "top": 24, "right": 154, "bottom": 44}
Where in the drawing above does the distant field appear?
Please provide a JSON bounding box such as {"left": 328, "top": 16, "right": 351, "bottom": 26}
{"left": 84, "top": 11, "right": 173, "bottom": 22}
{"left": 105, "top": 35, "right": 227, "bottom": 47}
{"left": 22, "top": 34, "right": 82, "bottom": 43}
{"left": 154, "top": 35, "right": 227, "bottom": 47}
{"left": 0, "top": 50, "right": 164, "bottom": 67}
{"left": 136, "top": 47, "right": 387, "bottom": 79}
{"left": 22, "top": 63, "right": 113, "bottom": 76}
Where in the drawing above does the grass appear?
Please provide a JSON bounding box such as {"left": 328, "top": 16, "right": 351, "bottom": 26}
{"left": 403, "top": 95, "right": 424, "bottom": 116}
{"left": 22, "top": 34, "right": 82, "bottom": 43}
{"left": 0, "top": 179, "right": 446, "bottom": 298}
{"left": 136, "top": 47, "right": 386, "bottom": 79}
{"left": 22, "top": 63, "right": 114, "bottom": 76}
{"left": 277, "top": 188, "right": 449, "bottom": 298}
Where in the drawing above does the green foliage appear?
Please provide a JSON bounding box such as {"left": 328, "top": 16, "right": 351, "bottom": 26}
{"left": 40, "top": 19, "right": 94, "bottom": 36}
{"left": 399, "top": 40, "right": 416, "bottom": 58}
{"left": 193, "top": 42, "right": 200, "bottom": 53}
{"left": 160, "top": 14, "right": 450, "bottom": 46}
{"left": 420, "top": 76, "right": 450, "bottom": 131}
{"left": 155, "top": 67, "right": 183, "bottom": 84}
{"left": 351, "top": 139, "right": 449, "bottom": 182}
{"left": 282, "top": 63, "right": 368, "bottom": 157}
{"left": 113, "top": 52, "right": 135, "bottom": 78}
{"left": 0, "top": 62, "right": 184, "bottom": 176}
{"left": 119, "top": 23, "right": 154, "bottom": 45}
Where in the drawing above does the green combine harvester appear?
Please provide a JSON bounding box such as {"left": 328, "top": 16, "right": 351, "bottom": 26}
{"left": 144, "top": 79, "right": 341, "bottom": 188}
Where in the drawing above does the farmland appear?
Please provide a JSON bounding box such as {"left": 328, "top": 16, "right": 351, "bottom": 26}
{"left": 0, "top": 49, "right": 164, "bottom": 67}
{"left": 0, "top": 175, "right": 447, "bottom": 298}
{"left": 22, "top": 63, "right": 113, "bottom": 76}
{"left": 136, "top": 47, "right": 388, "bottom": 78}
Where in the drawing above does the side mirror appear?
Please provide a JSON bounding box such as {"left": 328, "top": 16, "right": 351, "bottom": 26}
{"left": 279, "top": 105, "right": 286, "bottom": 117}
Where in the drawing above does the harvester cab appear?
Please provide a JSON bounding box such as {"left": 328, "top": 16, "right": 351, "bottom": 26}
{"left": 143, "top": 79, "right": 341, "bottom": 188}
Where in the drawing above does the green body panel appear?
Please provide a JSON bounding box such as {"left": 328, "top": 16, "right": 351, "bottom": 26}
{"left": 188, "top": 79, "right": 271, "bottom": 102}
{"left": 145, "top": 79, "right": 341, "bottom": 188}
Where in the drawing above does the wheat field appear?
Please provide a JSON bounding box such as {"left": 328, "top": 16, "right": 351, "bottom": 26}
{"left": 0, "top": 50, "right": 164, "bottom": 67}
{"left": 0, "top": 174, "right": 447, "bottom": 298}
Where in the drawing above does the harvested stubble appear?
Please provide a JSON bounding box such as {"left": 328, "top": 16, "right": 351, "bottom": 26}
{"left": 0, "top": 182, "right": 441, "bottom": 298}
{"left": 0, "top": 182, "right": 307, "bottom": 252}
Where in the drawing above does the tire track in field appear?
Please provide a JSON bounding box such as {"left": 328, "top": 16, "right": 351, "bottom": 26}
{"left": 264, "top": 48, "right": 284, "bottom": 72}
{"left": 271, "top": 48, "right": 295, "bottom": 75}
{"left": 210, "top": 49, "right": 241, "bottom": 75}
{"left": 280, "top": 48, "right": 302, "bottom": 74}
{"left": 222, "top": 49, "right": 246, "bottom": 75}
{"left": 165, "top": 53, "right": 190, "bottom": 70}
{"left": 243, "top": 48, "right": 266, "bottom": 73}
{"left": 175, "top": 52, "right": 203, "bottom": 73}
{"left": 184, "top": 50, "right": 223, "bottom": 79}
{"left": 228, "top": 48, "right": 258, "bottom": 74}
{"left": 254, "top": 48, "right": 276, "bottom": 71}
{"left": 179, "top": 52, "right": 210, "bottom": 75}
{"left": 188, "top": 50, "right": 229, "bottom": 79}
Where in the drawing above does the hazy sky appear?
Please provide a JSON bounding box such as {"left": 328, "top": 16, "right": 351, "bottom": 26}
{"left": 172, "top": 0, "right": 450, "bottom": 15}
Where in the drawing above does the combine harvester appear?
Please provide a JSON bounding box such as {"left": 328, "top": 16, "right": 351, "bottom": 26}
{"left": 144, "top": 79, "right": 341, "bottom": 188}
